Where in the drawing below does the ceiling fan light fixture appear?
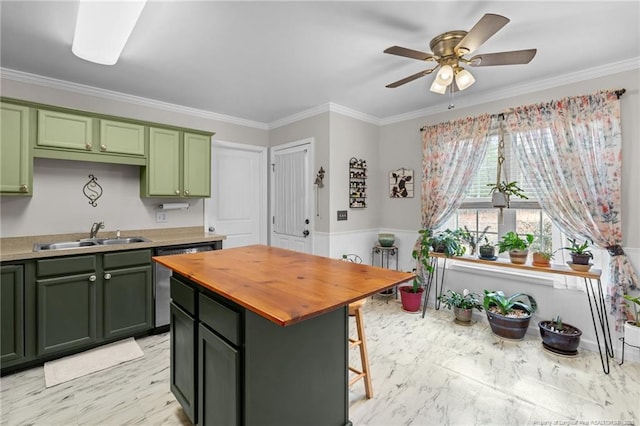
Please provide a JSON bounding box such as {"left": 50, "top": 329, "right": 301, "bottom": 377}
{"left": 434, "top": 64, "right": 454, "bottom": 86}
{"left": 72, "top": 0, "right": 147, "bottom": 65}
{"left": 429, "top": 79, "right": 448, "bottom": 94}
{"left": 455, "top": 68, "right": 475, "bottom": 91}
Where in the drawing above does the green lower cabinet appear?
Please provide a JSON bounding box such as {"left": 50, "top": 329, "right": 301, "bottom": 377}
{"left": 36, "top": 272, "right": 98, "bottom": 357}
{"left": 198, "top": 323, "right": 240, "bottom": 426}
{"left": 103, "top": 264, "right": 152, "bottom": 339}
{"left": 170, "top": 302, "right": 197, "bottom": 424}
{"left": 1, "top": 264, "right": 25, "bottom": 365}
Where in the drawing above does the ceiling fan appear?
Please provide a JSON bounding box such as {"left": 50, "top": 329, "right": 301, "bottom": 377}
{"left": 384, "top": 13, "right": 537, "bottom": 94}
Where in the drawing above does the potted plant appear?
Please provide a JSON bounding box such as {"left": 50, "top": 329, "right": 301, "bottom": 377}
{"left": 478, "top": 237, "right": 496, "bottom": 260}
{"left": 497, "top": 231, "right": 534, "bottom": 264}
{"left": 487, "top": 180, "right": 528, "bottom": 208}
{"left": 483, "top": 290, "right": 538, "bottom": 340}
{"left": 405, "top": 229, "right": 433, "bottom": 313}
{"left": 430, "top": 229, "right": 466, "bottom": 257}
{"left": 460, "top": 226, "right": 490, "bottom": 256}
{"left": 561, "top": 238, "right": 593, "bottom": 271}
{"left": 538, "top": 316, "right": 582, "bottom": 355}
{"left": 531, "top": 237, "right": 554, "bottom": 267}
{"left": 623, "top": 293, "right": 640, "bottom": 347}
{"left": 437, "top": 289, "right": 483, "bottom": 324}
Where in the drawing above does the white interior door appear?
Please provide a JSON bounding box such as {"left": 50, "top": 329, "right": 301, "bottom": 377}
{"left": 205, "top": 140, "right": 267, "bottom": 248}
{"left": 270, "top": 139, "right": 313, "bottom": 254}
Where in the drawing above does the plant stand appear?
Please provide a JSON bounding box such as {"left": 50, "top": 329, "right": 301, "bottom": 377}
{"left": 420, "top": 256, "right": 440, "bottom": 318}
{"left": 371, "top": 245, "right": 399, "bottom": 301}
{"left": 618, "top": 337, "right": 640, "bottom": 366}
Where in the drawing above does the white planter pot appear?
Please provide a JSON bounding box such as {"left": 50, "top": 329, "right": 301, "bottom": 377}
{"left": 491, "top": 192, "right": 507, "bottom": 208}
{"left": 624, "top": 321, "right": 640, "bottom": 347}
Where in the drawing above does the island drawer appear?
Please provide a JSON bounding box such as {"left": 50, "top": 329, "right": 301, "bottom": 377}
{"left": 170, "top": 276, "right": 196, "bottom": 315}
{"left": 199, "top": 293, "right": 240, "bottom": 346}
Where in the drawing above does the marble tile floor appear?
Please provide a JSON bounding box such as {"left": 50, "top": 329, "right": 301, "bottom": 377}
{"left": 1, "top": 298, "right": 638, "bottom": 426}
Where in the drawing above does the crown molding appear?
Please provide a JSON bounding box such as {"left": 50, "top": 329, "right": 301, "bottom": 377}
{"left": 267, "top": 102, "right": 380, "bottom": 129}
{"left": 379, "top": 57, "right": 640, "bottom": 126}
{"left": 0, "top": 68, "right": 270, "bottom": 130}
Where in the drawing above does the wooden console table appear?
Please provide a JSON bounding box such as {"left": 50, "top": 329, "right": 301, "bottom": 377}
{"left": 422, "top": 253, "right": 614, "bottom": 374}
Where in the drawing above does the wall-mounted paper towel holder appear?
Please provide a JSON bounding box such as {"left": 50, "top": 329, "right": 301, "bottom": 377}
{"left": 158, "top": 202, "right": 190, "bottom": 210}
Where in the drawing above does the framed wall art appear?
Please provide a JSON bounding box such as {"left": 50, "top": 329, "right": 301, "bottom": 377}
{"left": 389, "top": 168, "right": 413, "bottom": 198}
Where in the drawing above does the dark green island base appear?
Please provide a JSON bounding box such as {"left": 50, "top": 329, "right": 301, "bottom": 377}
{"left": 170, "top": 273, "right": 350, "bottom": 426}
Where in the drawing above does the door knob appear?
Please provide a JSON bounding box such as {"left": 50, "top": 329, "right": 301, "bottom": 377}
{"left": 89, "top": 275, "right": 97, "bottom": 282}
{"left": 104, "top": 273, "right": 112, "bottom": 280}
{"left": 302, "top": 230, "right": 310, "bottom": 237}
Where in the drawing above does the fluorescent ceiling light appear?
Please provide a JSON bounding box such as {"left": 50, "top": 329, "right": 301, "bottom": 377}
{"left": 72, "top": 1, "right": 147, "bottom": 65}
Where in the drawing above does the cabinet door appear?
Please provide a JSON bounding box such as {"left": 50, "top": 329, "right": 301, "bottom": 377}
{"left": 1, "top": 265, "right": 25, "bottom": 364}
{"left": 37, "top": 109, "right": 94, "bottom": 151}
{"left": 147, "top": 127, "right": 180, "bottom": 196}
{"left": 103, "top": 265, "right": 152, "bottom": 339}
{"left": 183, "top": 132, "right": 211, "bottom": 197}
{"left": 99, "top": 119, "right": 145, "bottom": 156}
{"left": 36, "top": 273, "right": 98, "bottom": 356}
{"left": 170, "top": 302, "right": 197, "bottom": 424}
{"left": 0, "top": 103, "right": 31, "bottom": 195}
{"left": 198, "top": 323, "right": 240, "bottom": 426}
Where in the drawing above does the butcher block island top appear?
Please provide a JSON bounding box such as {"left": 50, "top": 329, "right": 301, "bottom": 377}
{"left": 153, "top": 244, "right": 414, "bottom": 326}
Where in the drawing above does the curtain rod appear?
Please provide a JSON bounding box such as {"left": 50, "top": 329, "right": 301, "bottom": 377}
{"left": 418, "top": 88, "right": 626, "bottom": 132}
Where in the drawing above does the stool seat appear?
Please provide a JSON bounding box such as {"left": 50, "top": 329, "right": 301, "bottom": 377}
{"left": 348, "top": 297, "right": 372, "bottom": 399}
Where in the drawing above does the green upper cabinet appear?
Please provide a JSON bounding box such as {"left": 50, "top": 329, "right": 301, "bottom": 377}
{"left": 100, "top": 119, "right": 145, "bottom": 156}
{"left": 141, "top": 128, "right": 211, "bottom": 198}
{"left": 34, "top": 108, "right": 146, "bottom": 166}
{"left": 183, "top": 132, "right": 211, "bottom": 197}
{"left": 0, "top": 102, "right": 33, "bottom": 195}
{"left": 37, "top": 109, "right": 94, "bottom": 151}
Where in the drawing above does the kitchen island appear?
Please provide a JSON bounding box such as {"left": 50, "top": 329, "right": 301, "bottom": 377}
{"left": 153, "top": 244, "right": 414, "bottom": 426}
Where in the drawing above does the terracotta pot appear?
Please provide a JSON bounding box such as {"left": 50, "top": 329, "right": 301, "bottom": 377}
{"left": 532, "top": 252, "right": 551, "bottom": 267}
{"left": 486, "top": 310, "right": 531, "bottom": 340}
{"left": 399, "top": 286, "right": 424, "bottom": 312}
{"left": 509, "top": 249, "right": 529, "bottom": 265}
{"left": 454, "top": 307, "right": 473, "bottom": 323}
{"left": 538, "top": 321, "right": 582, "bottom": 352}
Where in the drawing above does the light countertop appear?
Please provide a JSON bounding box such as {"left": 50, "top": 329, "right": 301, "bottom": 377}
{"left": 0, "top": 227, "right": 226, "bottom": 262}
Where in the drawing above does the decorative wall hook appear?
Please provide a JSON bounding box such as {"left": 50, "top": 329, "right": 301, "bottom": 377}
{"left": 83, "top": 174, "right": 103, "bottom": 207}
{"left": 314, "top": 166, "right": 325, "bottom": 188}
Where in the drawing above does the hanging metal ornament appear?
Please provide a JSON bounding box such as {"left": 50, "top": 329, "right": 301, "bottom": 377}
{"left": 492, "top": 119, "right": 508, "bottom": 223}
{"left": 83, "top": 174, "right": 103, "bottom": 207}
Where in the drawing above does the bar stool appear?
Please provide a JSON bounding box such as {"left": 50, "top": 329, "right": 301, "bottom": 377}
{"left": 348, "top": 298, "right": 373, "bottom": 399}
{"left": 342, "top": 254, "right": 373, "bottom": 399}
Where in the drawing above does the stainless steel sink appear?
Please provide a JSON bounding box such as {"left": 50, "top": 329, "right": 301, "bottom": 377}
{"left": 33, "top": 236, "right": 150, "bottom": 251}
{"left": 34, "top": 240, "right": 101, "bottom": 251}
{"left": 97, "top": 237, "right": 150, "bottom": 245}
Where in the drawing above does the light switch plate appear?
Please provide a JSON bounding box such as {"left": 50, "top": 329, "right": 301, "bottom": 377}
{"left": 337, "top": 210, "right": 347, "bottom": 221}
{"left": 156, "top": 212, "right": 168, "bottom": 223}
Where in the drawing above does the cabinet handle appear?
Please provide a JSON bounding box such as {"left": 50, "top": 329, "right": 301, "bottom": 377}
{"left": 184, "top": 190, "right": 190, "bottom": 196}
{"left": 19, "top": 184, "right": 28, "bottom": 192}
{"left": 100, "top": 144, "right": 107, "bottom": 152}
{"left": 175, "top": 189, "right": 180, "bottom": 195}
{"left": 89, "top": 275, "right": 97, "bottom": 282}
{"left": 104, "top": 273, "right": 112, "bottom": 280}
{"left": 85, "top": 143, "right": 92, "bottom": 150}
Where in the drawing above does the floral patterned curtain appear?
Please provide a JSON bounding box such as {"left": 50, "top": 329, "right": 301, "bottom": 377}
{"left": 420, "top": 114, "right": 493, "bottom": 230}
{"left": 504, "top": 90, "right": 638, "bottom": 329}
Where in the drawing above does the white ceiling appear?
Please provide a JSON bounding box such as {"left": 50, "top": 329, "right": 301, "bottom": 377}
{"left": 1, "top": 1, "right": 639, "bottom": 127}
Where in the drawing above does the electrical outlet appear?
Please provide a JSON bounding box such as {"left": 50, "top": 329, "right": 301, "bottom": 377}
{"left": 156, "top": 212, "right": 168, "bottom": 223}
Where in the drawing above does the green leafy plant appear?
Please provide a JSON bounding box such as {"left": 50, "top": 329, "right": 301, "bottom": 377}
{"left": 497, "top": 231, "right": 534, "bottom": 253}
{"left": 623, "top": 294, "right": 640, "bottom": 327}
{"left": 438, "top": 289, "right": 483, "bottom": 312}
{"left": 483, "top": 290, "right": 538, "bottom": 316}
{"left": 411, "top": 229, "right": 434, "bottom": 293}
{"left": 532, "top": 236, "right": 554, "bottom": 260}
{"left": 552, "top": 315, "right": 564, "bottom": 331}
{"left": 560, "top": 238, "right": 593, "bottom": 257}
{"left": 487, "top": 180, "right": 528, "bottom": 208}
{"left": 430, "top": 229, "right": 466, "bottom": 257}
{"left": 460, "top": 226, "right": 490, "bottom": 256}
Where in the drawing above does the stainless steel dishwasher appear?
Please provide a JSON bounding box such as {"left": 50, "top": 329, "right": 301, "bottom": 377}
{"left": 154, "top": 241, "right": 222, "bottom": 330}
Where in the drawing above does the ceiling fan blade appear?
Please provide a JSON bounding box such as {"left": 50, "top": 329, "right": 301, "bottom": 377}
{"left": 455, "top": 13, "right": 510, "bottom": 55}
{"left": 469, "top": 49, "right": 537, "bottom": 66}
{"left": 384, "top": 45, "right": 433, "bottom": 61}
{"left": 386, "top": 69, "right": 434, "bottom": 88}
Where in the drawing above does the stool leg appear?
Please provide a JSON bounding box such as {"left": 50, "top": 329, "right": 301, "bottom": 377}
{"left": 355, "top": 308, "right": 373, "bottom": 399}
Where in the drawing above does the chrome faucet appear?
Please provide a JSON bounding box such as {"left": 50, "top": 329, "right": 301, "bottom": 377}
{"left": 89, "top": 221, "right": 104, "bottom": 239}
